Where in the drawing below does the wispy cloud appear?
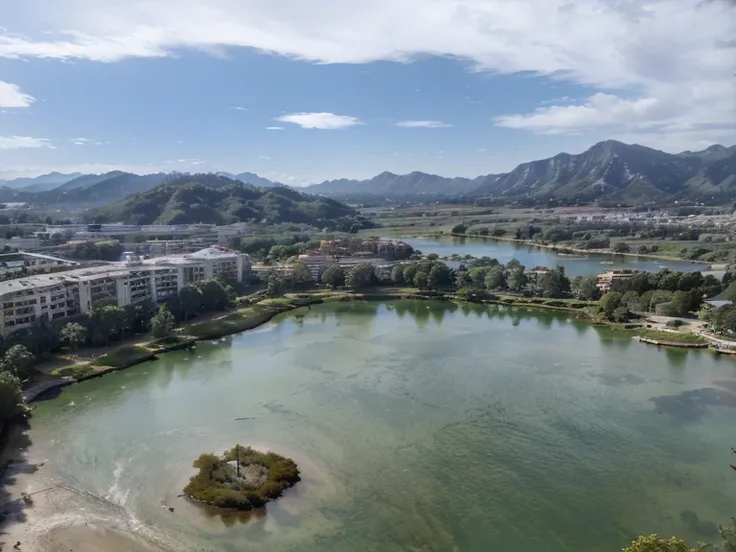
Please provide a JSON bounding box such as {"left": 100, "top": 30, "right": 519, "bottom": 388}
{"left": 0, "top": 136, "right": 54, "bottom": 149}
{"left": 275, "top": 112, "right": 362, "bottom": 130}
{"left": 396, "top": 120, "right": 452, "bottom": 128}
{"left": 229, "top": 106, "right": 247, "bottom": 111}
{"left": 70, "top": 137, "right": 104, "bottom": 146}
{"left": 265, "top": 126, "right": 284, "bottom": 131}
{"left": 0, "top": 82, "right": 34, "bottom": 108}
{"left": 258, "top": 155, "right": 271, "bottom": 160}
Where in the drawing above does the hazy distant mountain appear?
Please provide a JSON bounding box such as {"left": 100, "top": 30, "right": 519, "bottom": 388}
{"left": 0, "top": 172, "right": 83, "bottom": 192}
{"left": 89, "top": 173, "right": 372, "bottom": 231}
{"left": 308, "top": 171, "right": 480, "bottom": 200}
{"left": 0, "top": 172, "right": 169, "bottom": 206}
{"left": 216, "top": 172, "right": 280, "bottom": 188}
{"left": 306, "top": 140, "right": 736, "bottom": 205}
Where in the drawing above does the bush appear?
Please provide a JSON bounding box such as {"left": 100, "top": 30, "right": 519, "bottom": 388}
{"left": 184, "top": 445, "right": 300, "bottom": 510}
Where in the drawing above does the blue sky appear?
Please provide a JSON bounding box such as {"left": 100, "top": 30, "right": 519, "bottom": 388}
{"left": 0, "top": 0, "right": 734, "bottom": 184}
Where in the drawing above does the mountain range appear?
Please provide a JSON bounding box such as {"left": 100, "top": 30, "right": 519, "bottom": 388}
{"left": 2, "top": 140, "right": 734, "bottom": 209}
{"left": 307, "top": 141, "right": 736, "bottom": 205}
{"left": 0, "top": 171, "right": 280, "bottom": 207}
{"left": 88, "top": 173, "right": 373, "bottom": 231}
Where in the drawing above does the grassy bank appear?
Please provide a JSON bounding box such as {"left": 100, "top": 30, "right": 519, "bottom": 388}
{"left": 636, "top": 330, "right": 707, "bottom": 348}
{"left": 36, "top": 297, "right": 323, "bottom": 389}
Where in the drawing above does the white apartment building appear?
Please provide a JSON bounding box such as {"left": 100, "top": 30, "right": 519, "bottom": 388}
{"left": 0, "top": 247, "right": 250, "bottom": 337}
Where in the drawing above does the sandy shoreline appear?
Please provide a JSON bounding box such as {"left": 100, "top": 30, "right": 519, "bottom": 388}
{"left": 0, "top": 425, "right": 167, "bottom": 552}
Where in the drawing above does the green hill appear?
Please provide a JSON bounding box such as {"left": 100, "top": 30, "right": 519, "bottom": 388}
{"left": 88, "top": 174, "right": 374, "bottom": 231}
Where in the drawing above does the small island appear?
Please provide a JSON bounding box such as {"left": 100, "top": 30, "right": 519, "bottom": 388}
{"left": 184, "top": 445, "right": 300, "bottom": 510}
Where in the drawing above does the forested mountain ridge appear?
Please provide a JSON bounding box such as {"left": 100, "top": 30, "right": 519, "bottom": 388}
{"left": 306, "top": 141, "right": 736, "bottom": 205}
{"left": 88, "top": 174, "right": 374, "bottom": 231}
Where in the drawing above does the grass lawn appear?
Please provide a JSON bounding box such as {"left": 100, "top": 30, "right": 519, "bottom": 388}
{"left": 637, "top": 330, "right": 706, "bottom": 344}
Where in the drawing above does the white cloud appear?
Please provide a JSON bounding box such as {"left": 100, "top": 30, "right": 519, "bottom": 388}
{"left": 275, "top": 112, "right": 361, "bottom": 130}
{"left": 0, "top": 136, "right": 53, "bottom": 149}
{"left": 396, "top": 120, "right": 452, "bottom": 128}
{"left": 265, "top": 126, "right": 283, "bottom": 130}
{"left": 0, "top": 0, "right": 734, "bottom": 148}
{"left": 0, "top": 81, "right": 34, "bottom": 108}
{"left": 258, "top": 155, "right": 270, "bottom": 160}
{"left": 70, "top": 137, "right": 104, "bottom": 145}
{"left": 230, "top": 106, "right": 247, "bottom": 111}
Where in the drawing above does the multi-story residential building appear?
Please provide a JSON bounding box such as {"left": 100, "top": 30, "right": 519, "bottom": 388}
{"left": 0, "top": 247, "right": 250, "bottom": 337}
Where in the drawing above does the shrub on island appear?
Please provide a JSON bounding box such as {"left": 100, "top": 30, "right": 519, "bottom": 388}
{"left": 184, "top": 445, "right": 300, "bottom": 510}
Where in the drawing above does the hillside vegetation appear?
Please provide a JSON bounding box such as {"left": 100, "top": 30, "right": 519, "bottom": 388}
{"left": 308, "top": 141, "right": 736, "bottom": 206}
{"left": 88, "top": 174, "right": 374, "bottom": 230}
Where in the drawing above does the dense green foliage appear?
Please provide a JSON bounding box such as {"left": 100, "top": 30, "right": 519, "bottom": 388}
{"left": 346, "top": 263, "right": 378, "bottom": 290}
{"left": 596, "top": 268, "right": 721, "bottom": 321}
{"left": 322, "top": 265, "right": 346, "bottom": 289}
{"left": 0, "top": 371, "right": 25, "bottom": 426}
{"left": 150, "top": 306, "right": 175, "bottom": 338}
{"left": 60, "top": 322, "right": 86, "bottom": 352}
{"left": 622, "top": 535, "right": 693, "bottom": 552}
{"left": 89, "top": 174, "right": 374, "bottom": 231}
{"left": 184, "top": 445, "right": 300, "bottom": 510}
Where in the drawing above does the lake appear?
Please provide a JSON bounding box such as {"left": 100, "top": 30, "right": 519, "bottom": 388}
{"left": 23, "top": 301, "right": 736, "bottom": 551}
{"left": 392, "top": 236, "right": 704, "bottom": 277}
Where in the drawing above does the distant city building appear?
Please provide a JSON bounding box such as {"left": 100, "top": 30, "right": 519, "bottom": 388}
{"left": 0, "top": 251, "right": 78, "bottom": 278}
{"left": 0, "top": 247, "right": 250, "bottom": 337}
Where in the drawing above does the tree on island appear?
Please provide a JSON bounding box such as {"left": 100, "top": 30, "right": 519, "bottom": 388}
{"left": 60, "top": 322, "right": 86, "bottom": 353}
{"left": 150, "top": 305, "right": 176, "bottom": 338}
{"left": 623, "top": 535, "right": 694, "bottom": 552}
{"left": 452, "top": 223, "right": 468, "bottom": 234}
{"left": 322, "top": 265, "right": 345, "bottom": 289}
{"left": 184, "top": 445, "right": 300, "bottom": 511}
{"left": 290, "top": 262, "right": 312, "bottom": 287}
{"left": 179, "top": 285, "right": 204, "bottom": 321}
{"left": 571, "top": 275, "right": 599, "bottom": 300}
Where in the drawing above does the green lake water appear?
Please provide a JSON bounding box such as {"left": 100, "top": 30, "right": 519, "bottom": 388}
{"left": 26, "top": 301, "right": 736, "bottom": 551}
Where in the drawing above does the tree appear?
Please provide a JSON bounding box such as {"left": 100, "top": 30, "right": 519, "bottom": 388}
{"left": 321, "top": 265, "right": 345, "bottom": 289}
{"left": 538, "top": 271, "right": 569, "bottom": 298}
{"left": 60, "top": 322, "right": 86, "bottom": 353}
{"left": 266, "top": 273, "right": 285, "bottom": 298}
{"left": 613, "top": 241, "right": 631, "bottom": 253}
{"left": 414, "top": 270, "right": 429, "bottom": 289}
{"left": 428, "top": 264, "right": 452, "bottom": 289}
{"left": 599, "top": 291, "right": 623, "bottom": 319}
{"left": 0, "top": 372, "right": 24, "bottom": 425}
{"left": 150, "top": 305, "right": 176, "bottom": 338}
{"left": 621, "top": 290, "right": 642, "bottom": 311}
{"left": 198, "top": 280, "right": 230, "bottom": 311}
{"left": 179, "top": 285, "right": 204, "bottom": 320}
{"left": 452, "top": 223, "right": 468, "bottom": 234}
{"left": 484, "top": 266, "right": 506, "bottom": 291}
{"left": 622, "top": 535, "right": 692, "bottom": 552}
{"left": 468, "top": 267, "right": 491, "bottom": 290}
{"left": 290, "top": 262, "right": 312, "bottom": 286}
{"left": 506, "top": 268, "right": 527, "bottom": 292}
{"left": 346, "top": 263, "right": 377, "bottom": 290}
{"left": 571, "top": 275, "right": 599, "bottom": 300}
{"left": 1, "top": 345, "right": 35, "bottom": 380}
{"left": 390, "top": 265, "right": 405, "bottom": 286}
{"left": 670, "top": 290, "right": 694, "bottom": 317}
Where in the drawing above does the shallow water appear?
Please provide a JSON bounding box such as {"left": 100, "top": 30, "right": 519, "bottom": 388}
{"left": 26, "top": 301, "right": 736, "bottom": 551}
{"left": 394, "top": 235, "right": 703, "bottom": 276}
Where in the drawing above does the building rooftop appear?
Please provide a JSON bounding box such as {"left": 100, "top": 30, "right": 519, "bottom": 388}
{"left": 147, "top": 246, "right": 241, "bottom": 265}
